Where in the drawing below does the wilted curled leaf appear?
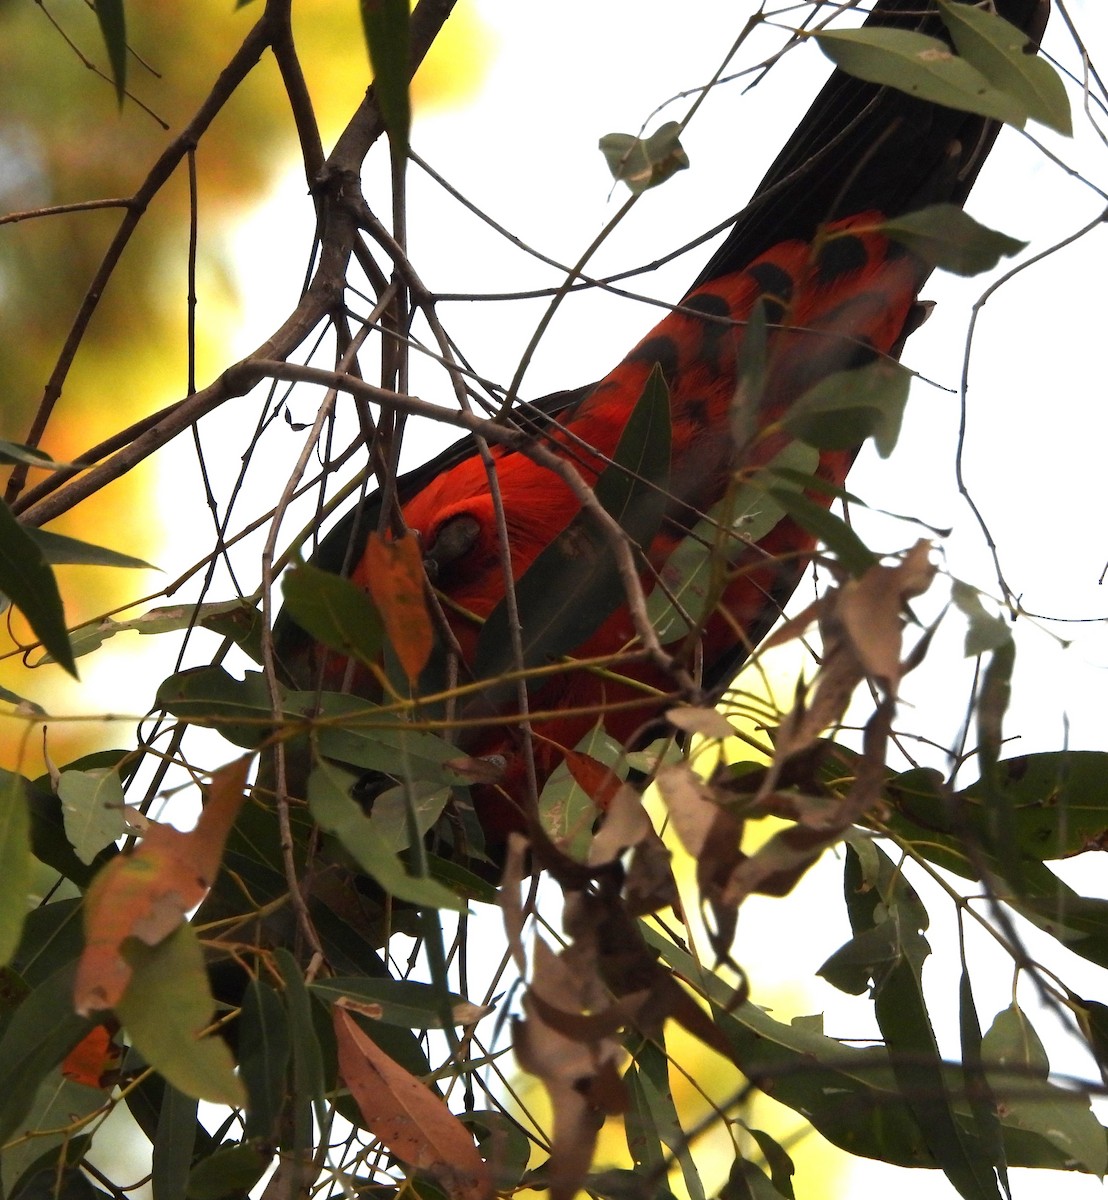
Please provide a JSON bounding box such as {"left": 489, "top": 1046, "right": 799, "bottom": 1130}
{"left": 656, "top": 763, "right": 744, "bottom": 957}
{"left": 74, "top": 755, "right": 251, "bottom": 1014}
{"left": 513, "top": 938, "right": 628, "bottom": 1200}
{"left": 759, "top": 541, "right": 936, "bottom": 800}
{"left": 836, "top": 538, "right": 935, "bottom": 690}
{"left": 666, "top": 706, "right": 737, "bottom": 740}
{"left": 587, "top": 782, "right": 652, "bottom": 866}
{"left": 499, "top": 832, "right": 531, "bottom": 975}
{"left": 334, "top": 1008, "right": 493, "bottom": 1200}
{"left": 598, "top": 121, "right": 689, "bottom": 194}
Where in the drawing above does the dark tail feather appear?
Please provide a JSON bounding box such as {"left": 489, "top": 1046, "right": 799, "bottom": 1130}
{"left": 690, "top": 0, "right": 1049, "bottom": 292}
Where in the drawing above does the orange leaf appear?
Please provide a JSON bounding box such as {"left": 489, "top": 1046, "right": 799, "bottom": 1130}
{"left": 73, "top": 755, "right": 251, "bottom": 1015}
{"left": 564, "top": 750, "right": 622, "bottom": 812}
{"left": 362, "top": 532, "right": 434, "bottom": 683}
{"left": 333, "top": 1007, "right": 492, "bottom": 1200}
{"left": 62, "top": 1024, "right": 121, "bottom": 1089}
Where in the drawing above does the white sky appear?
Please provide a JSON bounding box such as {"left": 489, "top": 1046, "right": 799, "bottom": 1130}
{"left": 168, "top": 1, "right": 1108, "bottom": 1196}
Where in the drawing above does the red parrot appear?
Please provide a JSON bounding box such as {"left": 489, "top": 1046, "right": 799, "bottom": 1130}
{"left": 276, "top": 0, "right": 1049, "bottom": 856}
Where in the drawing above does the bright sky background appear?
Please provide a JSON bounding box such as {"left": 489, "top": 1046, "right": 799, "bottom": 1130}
{"left": 150, "top": 1, "right": 1108, "bottom": 1196}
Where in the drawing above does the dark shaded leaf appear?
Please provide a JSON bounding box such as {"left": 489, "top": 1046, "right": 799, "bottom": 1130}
{"left": 156, "top": 666, "right": 274, "bottom": 748}
{"left": 296, "top": 690, "right": 458, "bottom": 778}
{"left": 29, "top": 527, "right": 152, "bottom": 570}
{"left": 0, "top": 961, "right": 93, "bottom": 1146}
{"left": 360, "top": 0, "right": 411, "bottom": 151}
{"left": 0, "top": 441, "right": 63, "bottom": 469}
{"left": 585, "top": 1168, "right": 677, "bottom": 1200}
{"left": 629, "top": 1038, "right": 703, "bottom": 1200}
{"left": 307, "top": 760, "right": 462, "bottom": 909}
{"left": 11, "top": 899, "right": 85, "bottom": 988}
{"left": 845, "top": 843, "right": 1003, "bottom": 1200}
{"left": 0, "top": 497, "right": 76, "bottom": 676}
{"left": 718, "top": 1156, "right": 783, "bottom": 1200}
{"left": 623, "top": 1061, "right": 667, "bottom": 1177}
{"left": 959, "top": 966, "right": 1010, "bottom": 1200}
{"left": 186, "top": 1143, "right": 268, "bottom": 1200}
{"left": 152, "top": 1085, "right": 200, "bottom": 1200}
{"left": 238, "top": 979, "right": 290, "bottom": 1141}
{"left": 646, "top": 922, "right": 1094, "bottom": 1171}
{"left": 463, "top": 1109, "right": 532, "bottom": 1193}
{"left": 310, "top": 976, "right": 476, "bottom": 1029}
{"left": 93, "top": 0, "right": 127, "bottom": 105}
{"left": 9, "top": 1148, "right": 103, "bottom": 1200}
{"left": 274, "top": 948, "right": 325, "bottom": 1155}
{"left": 742, "top": 1125, "right": 796, "bottom": 1199}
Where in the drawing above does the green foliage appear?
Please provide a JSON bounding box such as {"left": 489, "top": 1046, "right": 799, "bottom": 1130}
{"left": 0, "top": 2, "right": 1101, "bottom": 1199}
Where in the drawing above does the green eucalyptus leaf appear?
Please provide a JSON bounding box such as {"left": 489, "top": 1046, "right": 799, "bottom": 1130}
{"left": 281, "top": 561, "right": 383, "bottom": 667}
{"left": 309, "top": 976, "right": 474, "bottom": 1029}
{"left": 939, "top": 0, "right": 1071, "bottom": 133}
{"left": 982, "top": 1004, "right": 1106, "bottom": 1176}
{"left": 57, "top": 768, "right": 126, "bottom": 866}
{"left": 813, "top": 27, "right": 1027, "bottom": 126}
{"left": 307, "top": 760, "right": 462, "bottom": 910}
{"left": 117, "top": 926, "right": 245, "bottom": 1107}
{"left": 0, "top": 770, "right": 33, "bottom": 966}
{"left": 763, "top": 487, "right": 878, "bottom": 576}
{"left": 880, "top": 206, "right": 1027, "bottom": 277}
{"left": 93, "top": 0, "right": 127, "bottom": 105}
{"left": 784, "top": 359, "right": 912, "bottom": 457}
{"left": 238, "top": 979, "right": 290, "bottom": 1141}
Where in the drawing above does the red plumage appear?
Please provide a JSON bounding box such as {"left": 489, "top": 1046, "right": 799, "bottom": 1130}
{"left": 275, "top": 0, "right": 1050, "bottom": 854}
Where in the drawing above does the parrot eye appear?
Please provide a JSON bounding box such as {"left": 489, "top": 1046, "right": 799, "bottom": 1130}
{"left": 423, "top": 514, "right": 481, "bottom": 581}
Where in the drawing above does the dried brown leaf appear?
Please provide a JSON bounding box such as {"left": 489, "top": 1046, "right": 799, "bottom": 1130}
{"left": 499, "top": 832, "right": 530, "bottom": 975}
{"left": 334, "top": 1008, "right": 493, "bottom": 1200}
{"left": 514, "top": 938, "right": 625, "bottom": 1200}
{"left": 623, "top": 830, "right": 678, "bottom": 917}
{"left": 362, "top": 531, "right": 435, "bottom": 683}
{"left": 666, "top": 706, "right": 736, "bottom": 740}
{"left": 655, "top": 762, "right": 721, "bottom": 859}
{"left": 758, "top": 597, "right": 822, "bottom": 653}
{"left": 74, "top": 756, "right": 250, "bottom": 1014}
{"left": 838, "top": 538, "right": 935, "bottom": 688}
{"left": 588, "top": 783, "right": 651, "bottom": 866}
